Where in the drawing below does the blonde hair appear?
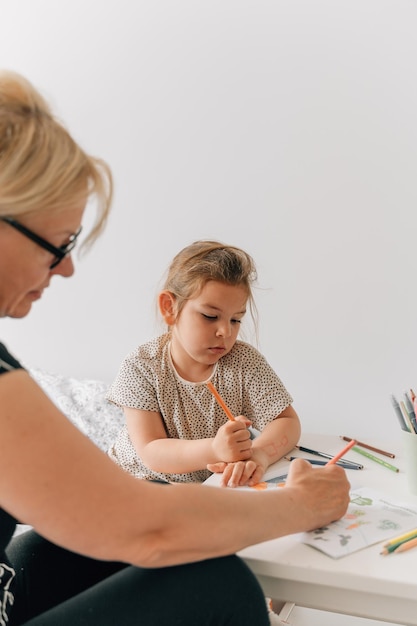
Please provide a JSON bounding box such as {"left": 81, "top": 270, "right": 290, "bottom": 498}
{"left": 0, "top": 70, "right": 112, "bottom": 249}
{"left": 162, "top": 240, "right": 259, "bottom": 335}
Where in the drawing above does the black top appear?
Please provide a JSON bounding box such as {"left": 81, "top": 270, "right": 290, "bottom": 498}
{"left": 0, "top": 342, "right": 23, "bottom": 619}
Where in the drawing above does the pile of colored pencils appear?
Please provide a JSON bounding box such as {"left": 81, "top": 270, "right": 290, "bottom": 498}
{"left": 381, "top": 528, "right": 417, "bottom": 555}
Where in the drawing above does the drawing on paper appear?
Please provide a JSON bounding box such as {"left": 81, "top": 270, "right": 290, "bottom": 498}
{"left": 302, "top": 487, "right": 417, "bottom": 558}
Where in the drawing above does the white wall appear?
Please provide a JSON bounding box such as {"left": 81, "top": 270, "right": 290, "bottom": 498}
{"left": 2, "top": 0, "right": 417, "bottom": 440}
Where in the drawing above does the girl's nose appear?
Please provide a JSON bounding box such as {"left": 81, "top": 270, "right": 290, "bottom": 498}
{"left": 216, "top": 321, "right": 232, "bottom": 338}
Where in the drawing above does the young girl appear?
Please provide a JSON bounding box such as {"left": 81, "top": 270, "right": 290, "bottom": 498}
{"left": 107, "top": 240, "right": 301, "bottom": 488}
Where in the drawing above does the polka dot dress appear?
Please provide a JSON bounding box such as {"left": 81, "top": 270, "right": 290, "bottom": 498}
{"left": 106, "top": 334, "right": 293, "bottom": 483}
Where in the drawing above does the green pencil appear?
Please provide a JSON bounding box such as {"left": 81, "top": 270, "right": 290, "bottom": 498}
{"left": 352, "top": 446, "right": 399, "bottom": 472}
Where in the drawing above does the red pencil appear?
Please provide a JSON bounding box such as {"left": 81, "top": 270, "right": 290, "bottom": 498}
{"left": 325, "top": 439, "right": 357, "bottom": 466}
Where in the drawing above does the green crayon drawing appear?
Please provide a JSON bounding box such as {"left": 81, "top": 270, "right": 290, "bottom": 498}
{"left": 350, "top": 495, "right": 373, "bottom": 506}
{"left": 378, "top": 519, "right": 400, "bottom": 531}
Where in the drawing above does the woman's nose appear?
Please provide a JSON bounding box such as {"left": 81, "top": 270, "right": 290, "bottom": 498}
{"left": 51, "top": 254, "right": 75, "bottom": 278}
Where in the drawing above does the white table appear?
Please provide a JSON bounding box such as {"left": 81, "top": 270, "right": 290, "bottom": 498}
{"left": 205, "top": 433, "right": 417, "bottom": 625}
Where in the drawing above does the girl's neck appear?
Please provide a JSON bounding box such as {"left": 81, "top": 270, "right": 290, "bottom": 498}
{"left": 168, "top": 343, "right": 214, "bottom": 383}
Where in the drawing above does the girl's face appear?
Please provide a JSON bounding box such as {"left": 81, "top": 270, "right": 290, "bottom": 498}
{"left": 0, "top": 202, "right": 85, "bottom": 318}
{"left": 167, "top": 280, "right": 248, "bottom": 381}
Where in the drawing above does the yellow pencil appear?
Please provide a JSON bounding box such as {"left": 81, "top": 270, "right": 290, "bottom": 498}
{"left": 383, "top": 528, "right": 417, "bottom": 548}
{"left": 206, "top": 381, "right": 235, "bottom": 421}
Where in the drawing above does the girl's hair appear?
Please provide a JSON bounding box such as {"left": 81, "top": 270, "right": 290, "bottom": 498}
{"left": 162, "top": 240, "right": 259, "bottom": 332}
{"left": 0, "top": 70, "right": 112, "bottom": 249}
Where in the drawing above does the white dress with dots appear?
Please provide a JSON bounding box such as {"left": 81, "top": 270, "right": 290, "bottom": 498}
{"left": 106, "top": 334, "right": 293, "bottom": 483}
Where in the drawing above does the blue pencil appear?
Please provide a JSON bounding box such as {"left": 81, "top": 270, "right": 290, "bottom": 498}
{"left": 295, "top": 445, "right": 363, "bottom": 468}
{"left": 285, "top": 456, "right": 362, "bottom": 470}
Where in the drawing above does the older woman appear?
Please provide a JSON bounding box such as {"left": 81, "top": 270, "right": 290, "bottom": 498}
{"left": 0, "top": 70, "right": 350, "bottom": 625}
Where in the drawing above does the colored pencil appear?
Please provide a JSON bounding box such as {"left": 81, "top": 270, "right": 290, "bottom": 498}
{"left": 206, "top": 382, "right": 235, "bottom": 421}
{"left": 325, "top": 439, "right": 357, "bottom": 466}
{"left": 392, "top": 536, "right": 417, "bottom": 553}
{"left": 286, "top": 456, "right": 361, "bottom": 469}
{"left": 381, "top": 533, "right": 417, "bottom": 555}
{"left": 381, "top": 533, "right": 417, "bottom": 554}
{"left": 390, "top": 394, "right": 409, "bottom": 431}
{"left": 400, "top": 400, "right": 416, "bottom": 433}
{"left": 383, "top": 528, "right": 417, "bottom": 548}
{"left": 297, "top": 445, "right": 363, "bottom": 468}
{"left": 352, "top": 446, "right": 399, "bottom": 473}
{"left": 340, "top": 436, "right": 395, "bottom": 459}
{"left": 403, "top": 393, "right": 417, "bottom": 433}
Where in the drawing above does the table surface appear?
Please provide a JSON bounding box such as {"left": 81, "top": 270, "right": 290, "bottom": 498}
{"left": 205, "top": 433, "right": 417, "bottom": 625}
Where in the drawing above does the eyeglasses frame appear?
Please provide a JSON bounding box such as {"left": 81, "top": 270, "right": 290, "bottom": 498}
{"left": 1, "top": 216, "right": 82, "bottom": 269}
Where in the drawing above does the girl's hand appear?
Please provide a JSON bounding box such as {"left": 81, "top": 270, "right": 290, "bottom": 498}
{"left": 207, "top": 448, "right": 269, "bottom": 488}
{"left": 211, "top": 415, "right": 252, "bottom": 463}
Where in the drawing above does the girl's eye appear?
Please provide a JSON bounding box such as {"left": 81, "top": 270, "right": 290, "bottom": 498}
{"left": 201, "top": 313, "right": 242, "bottom": 324}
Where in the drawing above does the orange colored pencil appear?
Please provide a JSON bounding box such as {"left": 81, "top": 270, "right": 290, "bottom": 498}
{"left": 325, "top": 439, "right": 357, "bottom": 466}
{"left": 206, "top": 381, "right": 235, "bottom": 421}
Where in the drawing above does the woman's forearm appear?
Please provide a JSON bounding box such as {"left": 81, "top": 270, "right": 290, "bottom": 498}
{"left": 0, "top": 372, "right": 349, "bottom": 569}
{"left": 115, "top": 463, "right": 349, "bottom": 568}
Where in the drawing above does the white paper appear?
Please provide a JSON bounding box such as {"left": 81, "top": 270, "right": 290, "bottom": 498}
{"left": 302, "top": 487, "right": 417, "bottom": 558}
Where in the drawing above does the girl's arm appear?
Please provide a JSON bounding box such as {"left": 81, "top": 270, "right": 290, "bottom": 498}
{"left": 252, "top": 404, "right": 301, "bottom": 465}
{"left": 208, "top": 405, "right": 301, "bottom": 487}
{"left": 125, "top": 406, "right": 252, "bottom": 473}
{"left": 0, "top": 370, "right": 350, "bottom": 568}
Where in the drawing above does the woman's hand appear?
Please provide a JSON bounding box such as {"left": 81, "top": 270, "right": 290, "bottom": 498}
{"left": 284, "top": 458, "right": 351, "bottom": 529}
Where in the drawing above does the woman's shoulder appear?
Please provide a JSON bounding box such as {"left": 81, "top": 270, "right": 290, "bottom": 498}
{"left": 0, "top": 342, "right": 24, "bottom": 374}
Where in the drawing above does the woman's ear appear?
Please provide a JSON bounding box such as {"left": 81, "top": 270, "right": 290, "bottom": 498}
{"left": 158, "top": 291, "right": 177, "bottom": 326}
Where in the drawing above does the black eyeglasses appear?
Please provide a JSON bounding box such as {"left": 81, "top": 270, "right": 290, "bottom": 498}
{"left": 1, "top": 216, "right": 82, "bottom": 269}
